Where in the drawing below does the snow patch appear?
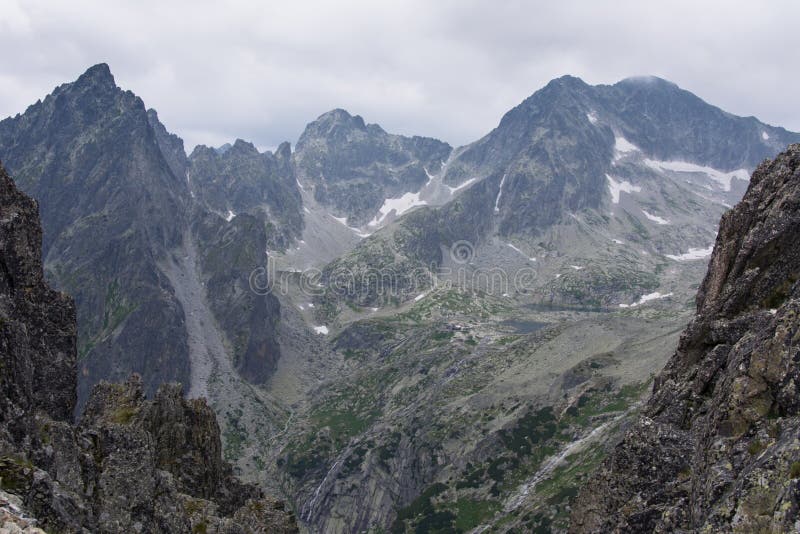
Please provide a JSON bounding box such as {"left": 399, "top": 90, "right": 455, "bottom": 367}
{"left": 494, "top": 174, "right": 508, "bottom": 213}
{"left": 587, "top": 112, "right": 598, "bottom": 124}
{"left": 641, "top": 209, "right": 670, "bottom": 225}
{"left": 612, "top": 238, "right": 624, "bottom": 245}
{"left": 762, "top": 131, "right": 770, "bottom": 141}
{"left": 614, "top": 136, "right": 639, "bottom": 159}
{"left": 414, "top": 292, "right": 428, "bottom": 302}
{"left": 303, "top": 206, "right": 311, "bottom": 214}
{"left": 644, "top": 159, "right": 749, "bottom": 191}
{"left": 224, "top": 210, "right": 236, "bottom": 222}
{"left": 570, "top": 265, "right": 584, "bottom": 271}
{"left": 313, "top": 325, "right": 329, "bottom": 335}
{"left": 370, "top": 191, "right": 427, "bottom": 226}
{"left": 606, "top": 174, "right": 642, "bottom": 203}
{"left": 665, "top": 246, "right": 713, "bottom": 261}
{"left": 619, "top": 292, "right": 673, "bottom": 308}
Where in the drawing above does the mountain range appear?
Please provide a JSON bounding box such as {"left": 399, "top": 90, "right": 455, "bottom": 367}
{"left": 2, "top": 63, "right": 800, "bottom": 532}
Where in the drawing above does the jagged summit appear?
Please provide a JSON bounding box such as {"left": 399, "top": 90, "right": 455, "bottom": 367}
{"left": 230, "top": 137, "right": 261, "bottom": 154}
{"left": 293, "top": 107, "right": 451, "bottom": 225}
{"left": 51, "top": 62, "right": 122, "bottom": 103}
{"left": 74, "top": 62, "right": 115, "bottom": 87}
{"left": 298, "top": 108, "right": 369, "bottom": 140}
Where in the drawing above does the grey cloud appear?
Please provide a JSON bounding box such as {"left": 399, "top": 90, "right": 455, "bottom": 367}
{"left": 1, "top": 0, "right": 798, "bottom": 152}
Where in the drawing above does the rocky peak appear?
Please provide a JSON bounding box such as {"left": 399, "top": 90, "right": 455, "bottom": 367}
{"left": 570, "top": 144, "right": 800, "bottom": 532}
{"left": 230, "top": 138, "right": 260, "bottom": 155}
{"left": 293, "top": 108, "right": 451, "bottom": 225}
{"left": 297, "top": 108, "right": 368, "bottom": 142}
{"left": 73, "top": 62, "right": 115, "bottom": 89}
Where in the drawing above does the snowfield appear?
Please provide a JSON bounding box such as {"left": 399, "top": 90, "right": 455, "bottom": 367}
{"left": 613, "top": 136, "right": 639, "bottom": 159}
{"left": 666, "top": 246, "right": 714, "bottom": 261}
{"left": 619, "top": 292, "right": 673, "bottom": 308}
{"left": 369, "top": 191, "right": 428, "bottom": 226}
{"left": 606, "top": 174, "right": 642, "bottom": 203}
{"left": 644, "top": 159, "right": 749, "bottom": 191}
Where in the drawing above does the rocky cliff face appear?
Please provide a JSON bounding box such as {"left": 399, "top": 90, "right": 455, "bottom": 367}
{"left": 0, "top": 162, "right": 297, "bottom": 532}
{"left": 188, "top": 139, "right": 302, "bottom": 251}
{"left": 0, "top": 64, "right": 192, "bottom": 406}
{"left": 570, "top": 144, "right": 800, "bottom": 532}
{"left": 0, "top": 161, "right": 76, "bottom": 432}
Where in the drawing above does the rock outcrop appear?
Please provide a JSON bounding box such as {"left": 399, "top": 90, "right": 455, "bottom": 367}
{"left": 0, "top": 162, "right": 297, "bottom": 532}
{"left": 570, "top": 144, "right": 800, "bottom": 532}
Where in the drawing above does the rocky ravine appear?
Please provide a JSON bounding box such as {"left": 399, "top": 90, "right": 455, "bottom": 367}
{"left": 570, "top": 144, "right": 800, "bottom": 532}
{"left": 0, "top": 162, "right": 298, "bottom": 532}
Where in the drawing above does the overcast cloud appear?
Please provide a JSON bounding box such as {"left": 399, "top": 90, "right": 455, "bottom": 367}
{"left": 1, "top": 0, "right": 798, "bottom": 151}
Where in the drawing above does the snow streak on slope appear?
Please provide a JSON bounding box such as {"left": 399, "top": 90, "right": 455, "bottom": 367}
{"left": 619, "top": 291, "right": 673, "bottom": 308}
{"left": 665, "top": 245, "right": 714, "bottom": 261}
{"left": 494, "top": 173, "right": 508, "bottom": 213}
{"left": 447, "top": 177, "right": 476, "bottom": 193}
{"left": 641, "top": 209, "right": 670, "bottom": 225}
{"left": 644, "top": 159, "right": 749, "bottom": 191}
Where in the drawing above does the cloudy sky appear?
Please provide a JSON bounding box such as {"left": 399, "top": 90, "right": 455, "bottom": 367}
{"left": 2, "top": 0, "right": 798, "bottom": 151}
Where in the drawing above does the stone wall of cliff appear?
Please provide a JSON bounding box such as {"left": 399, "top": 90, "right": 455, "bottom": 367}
{"left": 0, "top": 162, "right": 297, "bottom": 533}
{"left": 570, "top": 145, "right": 800, "bottom": 532}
